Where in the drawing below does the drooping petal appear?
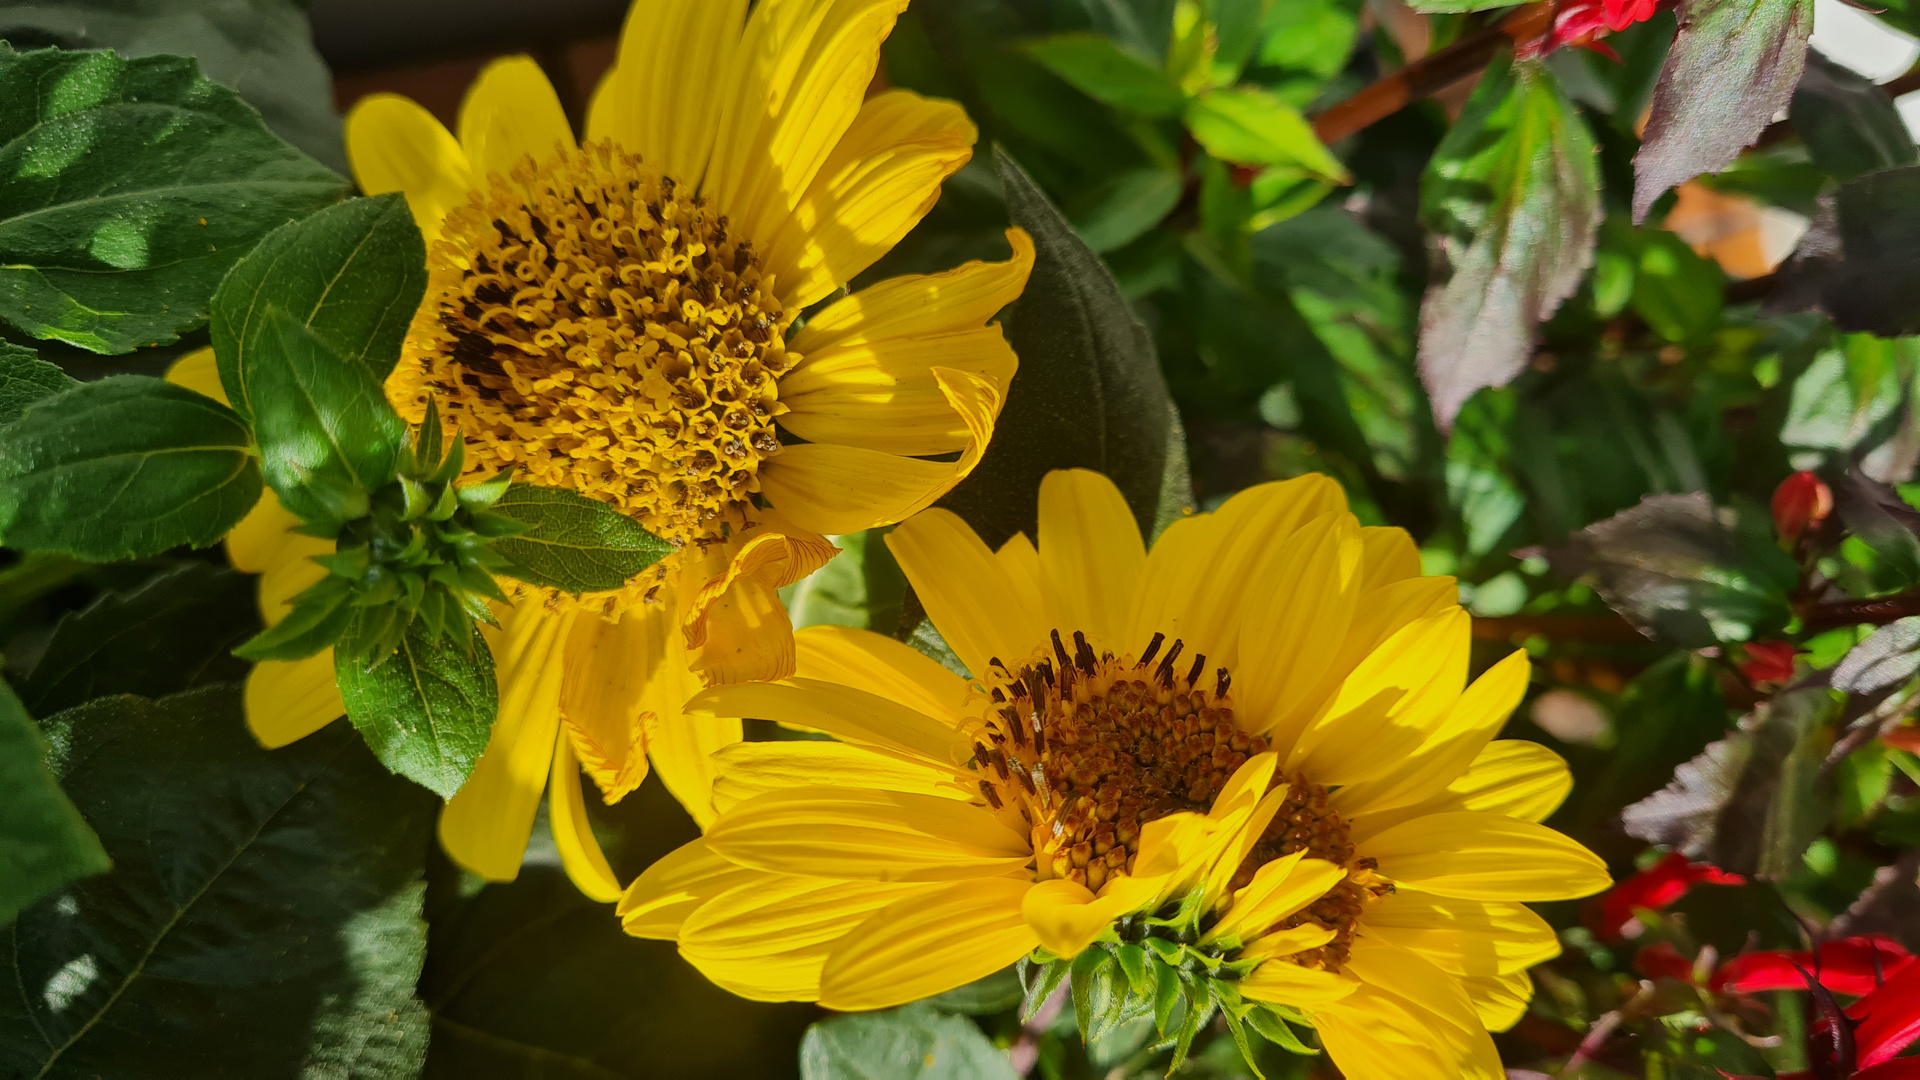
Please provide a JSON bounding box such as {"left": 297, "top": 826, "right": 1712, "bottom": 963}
{"left": 819, "top": 876, "right": 1038, "bottom": 1011}
{"left": 684, "top": 528, "right": 839, "bottom": 686}
{"left": 456, "top": 55, "right": 576, "bottom": 179}
{"left": 1021, "top": 874, "right": 1165, "bottom": 958}
{"left": 617, "top": 838, "right": 761, "bottom": 938}
{"left": 1365, "top": 811, "right": 1612, "bottom": 901}
{"left": 686, "top": 679, "right": 971, "bottom": 773}
{"left": 1036, "top": 469, "right": 1147, "bottom": 650}
{"left": 548, "top": 729, "right": 622, "bottom": 903}
{"left": 646, "top": 706, "right": 740, "bottom": 832}
{"left": 588, "top": 0, "right": 745, "bottom": 183}
{"left": 244, "top": 652, "right": 344, "bottom": 748}
{"left": 559, "top": 605, "right": 663, "bottom": 803}
{"left": 709, "top": 740, "right": 963, "bottom": 814}
{"left": 703, "top": 787, "right": 1031, "bottom": 881}
{"left": 795, "top": 624, "right": 972, "bottom": 724}
{"left": 883, "top": 506, "right": 1044, "bottom": 679}
{"left": 344, "top": 93, "right": 475, "bottom": 239}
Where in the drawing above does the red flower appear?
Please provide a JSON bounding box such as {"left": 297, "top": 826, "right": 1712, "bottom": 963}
{"left": 1525, "top": 0, "right": 1663, "bottom": 58}
{"left": 1773, "top": 470, "right": 1834, "bottom": 545}
{"left": 1635, "top": 940, "right": 1700, "bottom": 982}
{"left": 1715, "top": 937, "right": 1913, "bottom": 996}
{"left": 1588, "top": 852, "right": 1745, "bottom": 941}
{"left": 1740, "top": 641, "right": 1799, "bottom": 686}
{"left": 1852, "top": 956, "right": 1920, "bottom": 1069}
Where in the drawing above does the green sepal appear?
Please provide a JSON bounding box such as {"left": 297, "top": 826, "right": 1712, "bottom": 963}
{"left": 1019, "top": 955, "right": 1071, "bottom": 1022}
{"left": 457, "top": 471, "right": 514, "bottom": 511}
{"left": 1114, "top": 942, "right": 1153, "bottom": 997}
{"left": 428, "top": 480, "right": 461, "bottom": 522}
{"left": 466, "top": 510, "right": 530, "bottom": 540}
{"left": 400, "top": 477, "right": 432, "bottom": 520}
{"left": 1143, "top": 936, "right": 1184, "bottom": 967}
{"left": 1151, "top": 957, "right": 1183, "bottom": 1037}
{"left": 232, "top": 576, "right": 353, "bottom": 662}
{"left": 1214, "top": 992, "right": 1266, "bottom": 1080}
{"left": 312, "top": 545, "right": 371, "bottom": 580}
{"left": 1244, "top": 1004, "right": 1319, "bottom": 1055}
{"left": 1167, "top": 972, "right": 1214, "bottom": 1074}
{"left": 457, "top": 562, "right": 510, "bottom": 604}
{"left": 429, "top": 435, "right": 467, "bottom": 486}
{"left": 412, "top": 398, "right": 444, "bottom": 475}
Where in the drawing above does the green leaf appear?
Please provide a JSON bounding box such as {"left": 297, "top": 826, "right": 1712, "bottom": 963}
{"left": 20, "top": 562, "right": 258, "bottom": 716}
{"left": 233, "top": 574, "right": 354, "bottom": 662}
{"left": 1185, "top": 87, "right": 1348, "bottom": 180}
{"left": 0, "top": 0, "right": 349, "bottom": 172}
{"left": 926, "top": 967, "right": 1025, "bottom": 1015}
{"left": 0, "top": 679, "right": 108, "bottom": 925}
{"left": 0, "top": 375, "right": 262, "bottom": 561}
{"left": 210, "top": 194, "right": 426, "bottom": 424}
{"left": 1790, "top": 53, "right": 1918, "bottom": 180}
{"left": 0, "top": 687, "right": 435, "bottom": 1076}
{"left": 1633, "top": 0, "right": 1814, "bottom": 220}
{"left": 784, "top": 528, "right": 906, "bottom": 635}
{"left": 1773, "top": 165, "right": 1920, "bottom": 337}
{"left": 0, "top": 45, "right": 349, "bottom": 353}
{"left": 487, "top": 483, "right": 676, "bottom": 595}
{"left": 0, "top": 341, "right": 76, "bottom": 425}
{"left": 335, "top": 614, "right": 498, "bottom": 797}
{"left": 1419, "top": 56, "right": 1600, "bottom": 429}
{"left": 1831, "top": 617, "right": 1920, "bottom": 695}
{"left": 936, "top": 150, "right": 1193, "bottom": 550}
{"left": 800, "top": 1002, "right": 1017, "bottom": 1080}
{"left": 1069, "top": 166, "right": 1184, "bottom": 253}
{"left": 245, "top": 305, "right": 406, "bottom": 524}
{"left": 1834, "top": 471, "right": 1920, "bottom": 591}
{"left": 1024, "top": 33, "right": 1187, "bottom": 117}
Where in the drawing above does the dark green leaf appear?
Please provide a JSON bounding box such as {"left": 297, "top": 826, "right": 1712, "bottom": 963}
{"left": 0, "top": 341, "right": 76, "bottom": 425}
{"left": 486, "top": 484, "right": 676, "bottom": 594}
{"left": 1419, "top": 56, "right": 1600, "bottom": 429}
{"left": 800, "top": 1002, "right": 1017, "bottom": 1080}
{"left": 0, "top": 375, "right": 261, "bottom": 561}
{"left": 1630, "top": 230, "right": 1724, "bottom": 346}
{"left": 1549, "top": 492, "right": 1797, "bottom": 648}
{"left": 1834, "top": 470, "right": 1920, "bottom": 591}
{"left": 1771, "top": 165, "right": 1920, "bottom": 337}
{"left": 0, "top": 45, "right": 349, "bottom": 353}
{"left": 0, "top": 0, "right": 349, "bottom": 172}
{"left": 1070, "top": 167, "right": 1183, "bottom": 253}
{"left": 0, "top": 687, "right": 435, "bottom": 1076}
{"left": 211, "top": 194, "right": 426, "bottom": 423}
{"left": 936, "top": 150, "right": 1192, "bottom": 549}
{"left": 1185, "top": 87, "right": 1347, "bottom": 179}
{"left": 1790, "top": 53, "right": 1917, "bottom": 180}
{"left": 1024, "top": 33, "right": 1186, "bottom": 117}
{"left": 335, "top": 614, "right": 497, "bottom": 798}
{"left": 233, "top": 574, "right": 353, "bottom": 662}
{"left": 245, "top": 305, "right": 406, "bottom": 523}
{"left": 1632, "top": 0, "right": 1814, "bottom": 220}
{"left": 21, "top": 562, "right": 258, "bottom": 716}
{"left": 0, "top": 679, "right": 108, "bottom": 925}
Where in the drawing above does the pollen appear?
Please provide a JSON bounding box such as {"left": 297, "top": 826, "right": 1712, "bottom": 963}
{"left": 391, "top": 139, "right": 794, "bottom": 550}
{"left": 967, "top": 629, "right": 1390, "bottom": 971}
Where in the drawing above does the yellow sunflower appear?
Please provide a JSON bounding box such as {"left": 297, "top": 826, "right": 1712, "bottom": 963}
{"left": 174, "top": 0, "right": 1032, "bottom": 900}
{"left": 618, "top": 468, "right": 1610, "bottom": 1077}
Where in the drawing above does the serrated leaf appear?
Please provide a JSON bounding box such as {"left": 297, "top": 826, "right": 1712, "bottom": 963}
{"left": 0, "top": 45, "right": 349, "bottom": 353}
{"left": 0, "top": 687, "right": 434, "bottom": 1076}
{"left": 487, "top": 484, "right": 675, "bottom": 594}
{"left": 0, "top": 679, "right": 108, "bottom": 925}
{"left": 936, "top": 150, "right": 1193, "bottom": 550}
{"left": 1633, "top": 0, "right": 1814, "bottom": 220}
{"left": 244, "top": 304, "right": 406, "bottom": 524}
{"left": 211, "top": 194, "right": 425, "bottom": 424}
{"left": 800, "top": 1002, "right": 1017, "bottom": 1080}
{"left": 1832, "top": 618, "right": 1920, "bottom": 695}
{"left": 0, "top": 375, "right": 261, "bottom": 561}
{"left": 335, "top": 614, "right": 497, "bottom": 797}
{"left": 1185, "top": 86, "right": 1347, "bottom": 180}
{"left": 1770, "top": 165, "right": 1920, "bottom": 340}
{"left": 1790, "top": 53, "right": 1917, "bottom": 181}
{"left": 1418, "top": 55, "right": 1601, "bottom": 430}
{"left": 0, "top": 341, "right": 75, "bottom": 426}
{"left": 1025, "top": 33, "right": 1187, "bottom": 117}
{"left": 20, "top": 562, "right": 257, "bottom": 716}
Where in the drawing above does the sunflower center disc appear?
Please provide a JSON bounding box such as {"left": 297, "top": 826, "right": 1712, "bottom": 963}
{"left": 395, "top": 139, "right": 794, "bottom": 550}
{"left": 968, "top": 629, "right": 1382, "bottom": 968}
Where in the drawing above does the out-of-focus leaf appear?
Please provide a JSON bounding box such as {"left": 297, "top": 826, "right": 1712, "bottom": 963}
{"left": 1832, "top": 617, "right": 1920, "bottom": 695}
{"left": 0, "top": 342, "right": 76, "bottom": 426}
{"left": 1621, "top": 686, "right": 1838, "bottom": 878}
{"left": 0, "top": 679, "right": 108, "bottom": 925}
{"left": 783, "top": 529, "right": 906, "bottom": 636}
{"left": 1024, "top": 33, "right": 1186, "bottom": 116}
{"left": 1253, "top": 0, "right": 1359, "bottom": 103}
{"left": 1835, "top": 470, "right": 1920, "bottom": 590}
{"left": 1780, "top": 336, "right": 1907, "bottom": 459}
{"left": 1446, "top": 391, "right": 1526, "bottom": 557}
{"left": 1771, "top": 165, "right": 1920, "bottom": 337}
{"left": 1185, "top": 86, "right": 1347, "bottom": 179}
{"left": 1633, "top": 0, "right": 1814, "bottom": 220}
{"left": 1631, "top": 230, "right": 1724, "bottom": 346}
{"left": 0, "top": 688, "right": 436, "bottom": 1076}
{"left": 1790, "top": 52, "right": 1917, "bottom": 180}
{"left": 1070, "top": 167, "right": 1184, "bottom": 253}
{"left": 936, "top": 150, "right": 1192, "bottom": 549}
{"left": 0, "top": 45, "right": 349, "bottom": 353}
{"left": 800, "top": 1002, "right": 1018, "bottom": 1080}
{"left": 20, "top": 562, "right": 257, "bottom": 717}
{"left": 1418, "top": 56, "right": 1600, "bottom": 429}
{"left": 1550, "top": 492, "right": 1798, "bottom": 648}
{"left": 926, "top": 967, "right": 1025, "bottom": 1016}
{"left": 0, "top": 0, "right": 348, "bottom": 173}
{"left": 1832, "top": 850, "right": 1920, "bottom": 952}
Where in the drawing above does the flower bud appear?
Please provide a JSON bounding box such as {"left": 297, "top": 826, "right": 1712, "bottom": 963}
{"left": 1770, "top": 470, "right": 1832, "bottom": 544}
{"left": 1739, "top": 641, "right": 1797, "bottom": 686}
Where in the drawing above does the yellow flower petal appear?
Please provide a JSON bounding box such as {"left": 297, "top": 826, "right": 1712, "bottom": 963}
{"left": 1037, "top": 469, "right": 1146, "bottom": 650}
{"left": 1311, "top": 981, "right": 1490, "bottom": 1080}
{"left": 590, "top": 0, "right": 745, "bottom": 183}
{"left": 243, "top": 651, "right": 343, "bottom": 748}
{"left": 456, "top": 55, "right": 576, "bottom": 179}
{"left": 1021, "top": 874, "right": 1164, "bottom": 958}
{"left": 1462, "top": 969, "right": 1532, "bottom": 1031}
{"left": 710, "top": 740, "right": 963, "bottom": 815}
{"left": 1168, "top": 474, "right": 1347, "bottom": 663}
{"left": 223, "top": 489, "right": 308, "bottom": 577}
{"left": 685, "top": 528, "right": 839, "bottom": 686}
{"left": 763, "top": 89, "right": 978, "bottom": 308}
{"left": 682, "top": 876, "right": 933, "bottom": 1002}
{"left": 344, "top": 93, "right": 474, "bottom": 240}
{"left": 1359, "top": 525, "right": 1421, "bottom": 591}
{"left": 1201, "top": 851, "right": 1346, "bottom": 947}
{"left": 777, "top": 326, "right": 1017, "bottom": 457}
{"left": 760, "top": 367, "right": 1003, "bottom": 537}
{"left": 163, "top": 347, "right": 225, "bottom": 404}
{"left": 437, "top": 602, "right": 573, "bottom": 881}
{"left": 1237, "top": 922, "right": 1338, "bottom": 963}
{"left": 819, "top": 876, "right": 1038, "bottom": 1011}
{"left": 1365, "top": 811, "right": 1612, "bottom": 901}
{"left": 883, "top": 506, "right": 1044, "bottom": 680}
{"left": 1238, "top": 510, "right": 1364, "bottom": 744}
{"left": 618, "top": 838, "right": 761, "bottom": 938}
{"left": 1342, "top": 937, "right": 1503, "bottom": 1079}
{"left": 548, "top": 728, "right": 622, "bottom": 903}
{"left": 559, "top": 606, "right": 662, "bottom": 804}
{"left": 704, "top": 787, "right": 1030, "bottom": 882}
{"left": 1123, "top": 511, "right": 1233, "bottom": 659}
{"left": 795, "top": 624, "right": 971, "bottom": 725}
{"left": 646, "top": 707, "right": 740, "bottom": 832}
{"left": 1237, "top": 958, "right": 1361, "bottom": 1008}
{"left": 995, "top": 532, "right": 1045, "bottom": 622}
{"left": 1446, "top": 740, "right": 1573, "bottom": 822}
{"left": 686, "top": 679, "right": 971, "bottom": 773}
{"left": 1359, "top": 892, "right": 1560, "bottom": 977}
{"left": 1287, "top": 607, "right": 1470, "bottom": 786}
{"left": 790, "top": 228, "right": 1035, "bottom": 351}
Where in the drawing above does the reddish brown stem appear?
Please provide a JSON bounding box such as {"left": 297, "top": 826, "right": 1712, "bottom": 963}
{"left": 1312, "top": 2, "right": 1555, "bottom": 144}
{"left": 1798, "top": 595, "right": 1920, "bottom": 630}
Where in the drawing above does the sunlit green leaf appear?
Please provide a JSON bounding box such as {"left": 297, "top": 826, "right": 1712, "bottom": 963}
{"left": 487, "top": 484, "right": 675, "bottom": 595}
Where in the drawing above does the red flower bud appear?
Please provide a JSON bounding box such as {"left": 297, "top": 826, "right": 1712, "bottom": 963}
{"left": 1586, "top": 852, "right": 1745, "bottom": 941}
{"left": 1772, "top": 470, "right": 1833, "bottom": 544}
{"left": 1740, "top": 641, "right": 1798, "bottom": 686}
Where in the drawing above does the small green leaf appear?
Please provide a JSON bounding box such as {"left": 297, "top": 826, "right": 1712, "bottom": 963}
{"left": 799, "top": 1002, "right": 1017, "bottom": 1080}
{"left": 0, "top": 376, "right": 261, "bottom": 561}
{"left": 0, "top": 45, "right": 350, "bottom": 354}
{"left": 0, "top": 679, "right": 108, "bottom": 924}
{"left": 1245, "top": 1004, "right": 1320, "bottom": 1054}
{"left": 487, "top": 484, "right": 675, "bottom": 594}
{"left": 0, "top": 342, "right": 76, "bottom": 425}
{"left": 1020, "top": 956, "right": 1071, "bottom": 1022}
{"left": 335, "top": 614, "right": 498, "bottom": 797}
{"left": 1185, "top": 87, "right": 1348, "bottom": 180}
{"left": 233, "top": 575, "right": 354, "bottom": 662}
{"left": 1024, "top": 33, "right": 1187, "bottom": 117}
